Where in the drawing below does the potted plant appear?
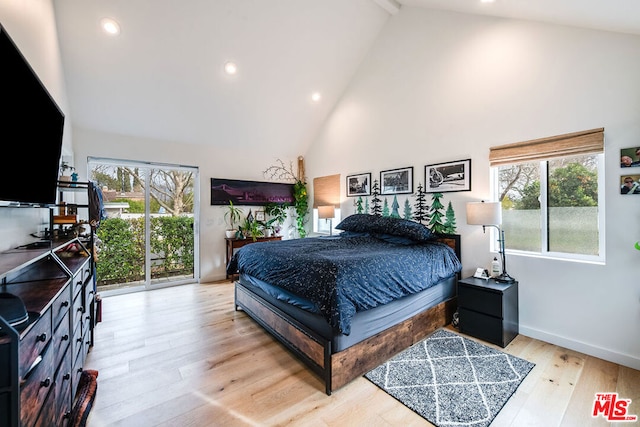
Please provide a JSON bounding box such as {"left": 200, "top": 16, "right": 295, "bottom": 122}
{"left": 264, "top": 203, "right": 288, "bottom": 236}
{"left": 240, "top": 217, "right": 263, "bottom": 242}
{"left": 224, "top": 201, "right": 243, "bottom": 238}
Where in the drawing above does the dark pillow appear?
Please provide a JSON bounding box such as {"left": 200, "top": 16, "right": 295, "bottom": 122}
{"left": 335, "top": 214, "right": 434, "bottom": 242}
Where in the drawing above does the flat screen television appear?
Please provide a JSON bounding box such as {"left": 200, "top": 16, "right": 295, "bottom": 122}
{"left": 0, "top": 23, "right": 65, "bottom": 206}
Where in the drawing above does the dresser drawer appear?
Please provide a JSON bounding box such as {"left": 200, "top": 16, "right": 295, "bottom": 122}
{"left": 458, "top": 284, "right": 504, "bottom": 318}
{"left": 54, "top": 310, "right": 71, "bottom": 370}
{"left": 19, "top": 308, "right": 52, "bottom": 379}
{"left": 458, "top": 308, "right": 504, "bottom": 346}
{"left": 52, "top": 283, "right": 72, "bottom": 331}
{"left": 72, "top": 290, "right": 84, "bottom": 334}
{"left": 20, "top": 338, "right": 56, "bottom": 427}
{"left": 55, "top": 350, "right": 74, "bottom": 425}
{"left": 71, "top": 270, "right": 84, "bottom": 304}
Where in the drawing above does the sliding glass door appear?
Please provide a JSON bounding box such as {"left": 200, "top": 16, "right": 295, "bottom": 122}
{"left": 88, "top": 158, "right": 199, "bottom": 295}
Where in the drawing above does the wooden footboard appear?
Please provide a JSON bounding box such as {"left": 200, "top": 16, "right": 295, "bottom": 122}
{"left": 235, "top": 281, "right": 457, "bottom": 395}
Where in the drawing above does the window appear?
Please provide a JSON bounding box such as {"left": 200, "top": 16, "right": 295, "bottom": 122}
{"left": 490, "top": 129, "right": 604, "bottom": 262}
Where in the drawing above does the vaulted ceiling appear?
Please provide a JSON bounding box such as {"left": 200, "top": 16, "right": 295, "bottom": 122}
{"left": 52, "top": 0, "right": 640, "bottom": 157}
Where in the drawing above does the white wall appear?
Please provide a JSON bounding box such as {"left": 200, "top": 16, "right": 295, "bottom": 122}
{"left": 71, "top": 127, "right": 298, "bottom": 284}
{"left": 305, "top": 8, "right": 640, "bottom": 369}
{"left": 0, "top": 0, "right": 72, "bottom": 251}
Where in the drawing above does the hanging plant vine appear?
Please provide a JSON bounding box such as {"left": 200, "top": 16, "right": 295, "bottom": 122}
{"left": 263, "top": 158, "right": 308, "bottom": 238}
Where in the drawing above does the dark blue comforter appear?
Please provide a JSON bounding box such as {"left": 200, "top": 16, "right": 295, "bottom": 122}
{"left": 227, "top": 234, "right": 461, "bottom": 335}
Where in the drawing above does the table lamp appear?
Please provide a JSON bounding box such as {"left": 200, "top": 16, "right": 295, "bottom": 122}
{"left": 466, "top": 201, "right": 515, "bottom": 283}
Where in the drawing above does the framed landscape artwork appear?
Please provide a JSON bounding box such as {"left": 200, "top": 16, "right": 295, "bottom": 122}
{"left": 425, "top": 159, "right": 471, "bottom": 193}
{"left": 346, "top": 173, "right": 371, "bottom": 197}
{"left": 210, "top": 178, "right": 295, "bottom": 206}
{"left": 380, "top": 167, "right": 413, "bottom": 195}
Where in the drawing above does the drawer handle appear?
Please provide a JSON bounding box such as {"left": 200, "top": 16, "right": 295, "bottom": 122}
{"left": 77, "top": 307, "right": 84, "bottom": 313}
{"left": 61, "top": 334, "right": 69, "bottom": 341}
{"left": 76, "top": 280, "right": 82, "bottom": 286}
{"left": 77, "top": 367, "right": 83, "bottom": 373}
{"left": 76, "top": 337, "right": 83, "bottom": 343}
{"left": 63, "top": 373, "right": 71, "bottom": 380}
{"left": 61, "top": 300, "right": 70, "bottom": 307}
{"left": 85, "top": 315, "right": 91, "bottom": 321}
{"left": 40, "top": 377, "right": 51, "bottom": 388}
{"left": 37, "top": 333, "right": 47, "bottom": 342}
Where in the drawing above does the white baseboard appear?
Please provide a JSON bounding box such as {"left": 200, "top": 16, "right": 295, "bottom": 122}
{"left": 519, "top": 325, "right": 640, "bottom": 371}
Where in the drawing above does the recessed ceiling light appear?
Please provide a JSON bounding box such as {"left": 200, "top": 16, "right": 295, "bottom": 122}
{"left": 100, "top": 18, "right": 121, "bottom": 36}
{"left": 311, "top": 92, "right": 321, "bottom": 102}
{"left": 224, "top": 62, "right": 238, "bottom": 75}
{"left": 480, "top": 0, "right": 495, "bottom": 3}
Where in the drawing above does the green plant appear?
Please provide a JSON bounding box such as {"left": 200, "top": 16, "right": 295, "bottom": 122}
{"left": 224, "top": 201, "right": 243, "bottom": 230}
{"left": 264, "top": 203, "right": 288, "bottom": 234}
{"left": 293, "top": 180, "right": 308, "bottom": 238}
{"left": 240, "top": 217, "right": 263, "bottom": 241}
{"left": 262, "top": 158, "right": 308, "bottom": 238}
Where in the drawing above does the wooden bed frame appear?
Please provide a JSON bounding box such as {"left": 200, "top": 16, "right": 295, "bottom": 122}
{"left": 234, "top": 234, "right": 460, "bottom": 395}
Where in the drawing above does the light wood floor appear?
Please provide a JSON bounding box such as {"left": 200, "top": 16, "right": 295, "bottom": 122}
{"left": 84, "top": 281, "right": 639, "bottom": 426}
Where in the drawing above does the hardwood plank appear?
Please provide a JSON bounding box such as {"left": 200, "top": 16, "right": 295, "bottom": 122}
{"left": 84, "top": 282, "right": 640, "bottom": 426}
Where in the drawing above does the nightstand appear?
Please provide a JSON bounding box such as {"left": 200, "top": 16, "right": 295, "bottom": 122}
{"left": 457, "top": 276, "right": 519, "bottom": 347}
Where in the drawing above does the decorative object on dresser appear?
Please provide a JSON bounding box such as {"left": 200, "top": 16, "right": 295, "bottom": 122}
{"left": 229, "top": 214, "right": 462, "bottom": 394}
{"left": 466, "top": 200, "right": 516, "bottom": 283}
{"left": 457, "top": 276, "right": 519, "bottom": 347}
{"left": 365, "top": 329, "right": 534, "bottom": 427}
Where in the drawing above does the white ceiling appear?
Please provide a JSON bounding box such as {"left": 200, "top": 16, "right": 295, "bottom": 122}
{"left": 52, "top": 0, "right": 640, "bottom": 157}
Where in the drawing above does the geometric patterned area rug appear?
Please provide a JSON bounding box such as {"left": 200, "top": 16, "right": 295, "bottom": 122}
{"left": 365, "top": 329, "right": 535, "bottom": 427}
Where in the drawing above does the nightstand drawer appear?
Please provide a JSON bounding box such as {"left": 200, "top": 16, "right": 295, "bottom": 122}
{"left": 458, "top": 308, "right": 503, "bottom": 346}
{"left": 458, "top": 284, "right": 503, "bottom": 318}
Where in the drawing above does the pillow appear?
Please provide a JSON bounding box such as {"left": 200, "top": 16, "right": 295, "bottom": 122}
{"left": 335, "top": 214, "right": 434, "bottom": 242}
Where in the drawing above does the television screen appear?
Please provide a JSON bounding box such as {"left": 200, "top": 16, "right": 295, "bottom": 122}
{"left": 0, "top": 24, "right": 64, "bottom": 206}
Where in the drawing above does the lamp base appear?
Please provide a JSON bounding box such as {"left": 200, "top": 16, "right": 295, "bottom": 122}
{"left": 494, "top": 272, "right": 516, "bottom": 283}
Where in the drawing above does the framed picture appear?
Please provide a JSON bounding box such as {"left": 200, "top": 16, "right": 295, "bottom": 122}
{"left": 620, "top": 147, "right": 640, "bottom": 168}
{"left": 380, "top": 167, "right": 413, "bottom": 195}
{"left": 210, "top": 178, "right": 295, "bottom": 206}
{"left": 255, "top": 210, "right": 265, "bottom": 221}
{"left": 346, "top": 173, "right": 371, "bottom": 197}
{"left": 620, "top": 175, "right": 640, "bottom": 194}
{"left": 425, "top": 159, "right": 471, "bottom": 193}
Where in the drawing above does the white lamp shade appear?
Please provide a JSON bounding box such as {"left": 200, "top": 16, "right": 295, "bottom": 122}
{"left": 466, "top": 201, "right": 502, "bottom": 225}
{"left": 318, "top": 205, "right": 336, "bottom": 219}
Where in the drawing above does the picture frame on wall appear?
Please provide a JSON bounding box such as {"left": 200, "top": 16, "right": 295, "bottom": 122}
{"left": 255, "top": 210, "right": 265, "bottom": 221}
{"left": 210, "top": 178, "right": 295, "bottom": 206}
{"left": 346, "top": 173, "right": 372, "bottom": 197}
{"left": 380, "top": 167, "right": 413, "bottom": 195}
{"left": 620, "top": 147, "right": 640, "bottom": 168}
{"left": 620, "top": 175, "right": 640, "bottom": 194}
{"left": 425, "top": 159, "right": 471, "bottom": 193}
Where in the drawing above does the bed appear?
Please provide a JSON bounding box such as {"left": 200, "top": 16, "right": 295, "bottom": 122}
{"left": 228, "top": 214, "right": 462, "bottom": 395}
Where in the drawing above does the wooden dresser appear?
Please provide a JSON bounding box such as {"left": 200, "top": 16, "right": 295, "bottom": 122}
{"left": 0, "top": 238, "right": 95, "bottom": 426}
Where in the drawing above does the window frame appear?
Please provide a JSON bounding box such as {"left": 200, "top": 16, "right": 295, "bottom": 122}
{"left": 491, "top": 153, "right": 605, "bottom": 264}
